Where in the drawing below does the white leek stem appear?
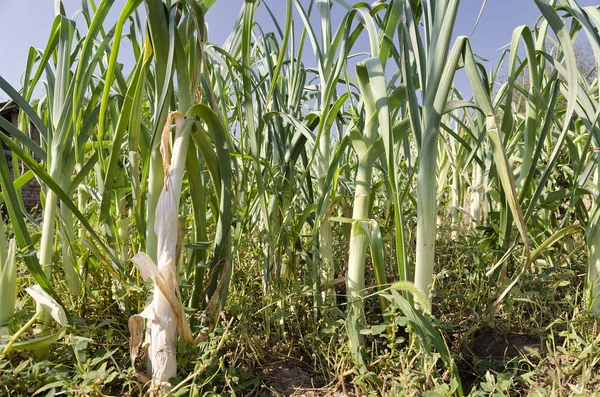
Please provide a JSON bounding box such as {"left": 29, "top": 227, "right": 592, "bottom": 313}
{"left": 346, "top": 160, "right": 372, "bottom": 366}
{"left": 414, "top": 132, "right": 439, "bottom": 306}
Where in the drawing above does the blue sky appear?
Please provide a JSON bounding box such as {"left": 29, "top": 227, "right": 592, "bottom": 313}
{"left": 0, "top": 0, "right": 596, "bottom": 100}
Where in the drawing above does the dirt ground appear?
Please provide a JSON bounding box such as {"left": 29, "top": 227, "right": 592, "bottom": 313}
{"left": 256, "top": 359, "right": 349, "bottom": 397}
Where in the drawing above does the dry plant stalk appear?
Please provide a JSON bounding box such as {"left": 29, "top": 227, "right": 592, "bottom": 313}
{"left": 128, "top": 112, "right": 198, "bottom": 391}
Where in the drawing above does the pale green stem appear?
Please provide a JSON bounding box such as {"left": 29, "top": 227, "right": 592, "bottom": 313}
{"left": 319, "top": 219, "right": 335, "bottom": 304}
{"left": 60, "top": 207, "right": 80, "bottom": 296}
{"left": 470, "top": 160, "right": 483, "bottom": 226}
{"left": 0, "top": 214, "right": 7, "bottom": 266}
{"left": 119, "top": 208, "right": 130, "bottom": 265}
{"left": 518, "top": 78, "right": 538, "bottom": 189}
{"left": 414, "top": 130, "right": 439, "bottom": 306}
{"left": 0, "top": 238, "right": 16, "bottom": 336}
{"left": 587, "top": 223, "right": 600, "bottom": 316}
{"left": 319, "top": 135, "right": 334, "bottom": 304}
{"left": 147, "top": 149, "right": 164, "bottom": 263}
{"left": 37, "top": 151, "right": 62, "bottom": 332}
{"left": 2, "top": 310, "right": 43, "bottom": 354}
{"left": 451, "top": 164, "right": 460, "bottom": 240}
{"left": 317, "top": 0, "right": 335, "bottom": 306}
{"left": 588, "top": 166, "right": 600, "bottom": 316}
{"left": 116, "top": 171, "right": 129, "bottom": 264}
{"left": 77, "top": 179, "right": 88, "bottom": 241}
{"left": 59, "top": 169, "right": 80, "bottom": 296}
{"left": 39, "top": 163, "right": 61, "bottom": 278}
{"left": 346, "top": 159, "right": 372, "bottom": 366}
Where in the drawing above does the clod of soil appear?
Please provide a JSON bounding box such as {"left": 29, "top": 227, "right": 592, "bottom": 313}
{"left": 472, "top": 326, "right": 541, "bottom": 362}
{"left": 257, "top": 359, "right": 348, "bottom": 397}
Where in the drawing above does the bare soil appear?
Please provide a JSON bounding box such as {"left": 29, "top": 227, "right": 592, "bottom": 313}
{"left": 471, "top": 326, "right": 541, "bottom": 361}
{"left": 256, "top": 359, "right": 349, "bottom": 397}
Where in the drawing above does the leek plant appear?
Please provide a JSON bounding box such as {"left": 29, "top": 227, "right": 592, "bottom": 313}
{"left": 37, "top": 13, "right": 79, "bottom": 295}
{"left": 295, "top": 0, "right": 404, "bottom": 362}
{"left": 409, "top": 0, "right": 464, "bottom": 304}
{"left": 0, "top": 239, "right": 16, "bottom": 337}
{"left": 125, "top": 1, "right": 233, "bottom": 388}
{"left": 0, "top": 0, "right": 124, "bottom": 323}
{"left": 401, "top": 0, "right": 529, "bottom": 306}
{"left": 3, "top": 0, "right": 600, "bottom": 393}
{"left": 294, "top": 0, "right": 347, "bottom": 305}
{"left": 345, "top": 58, "right": 391, "bottom": 366}
{"left": 547, "top": 2, "right": 600, "bottom": 314}
{"left": 0, "top": 0, "right": 138, "bottom": 307}
{"left": 132, "top": 112, "right": 194, "bottom": 389}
